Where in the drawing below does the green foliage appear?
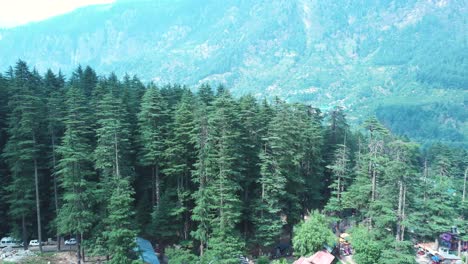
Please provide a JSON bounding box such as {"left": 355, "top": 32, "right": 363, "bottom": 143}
{"left": 56, "top": 86, "right": 95, "bottom": 236}
{"left": 192, "top": 89, "right": 245, "bottom": 256}
{"left": 292, "top": 211, "right": 336, "bottom": 257}
{"left": 350, "top": 227, "right": 382, "bottom": 264}
{"left": 271, "top": 259, "right": 290, "bottom": 264}
{"left": 149, "top": 192, "right": 179, "bottom": 243}
{"left": 166, "top": 246, "right": 199, "bottom": 264}
{"left": 0, "top": 61, "right": 465, "bottom": 263}
{"left": 324, "top": 144, "right": 351, "bottom": 215}
{"left": 204, "top": 229, "right": 245, "bottom": 264}
{"left": 2, "top": 60, "right": 45, "bottom": 247}
{"left": 379, "top": 240, "right": 416, "bottom": 264}
{"left": 103, "top": 178, "right": 138, "bottom": 264}
{"left": 253, "top": 121, "right": 287, "bottom": 248}
{"left": 137, "top": 84, "right": 168, "bottom": 167}
{"left": 162, "top": 90, "right": 197, "bottom": 239}
{"left": 256, "top": 256, "right": 270, "bottom": 264}
{"left": 376, "top": 103, "right": 466, "bottom": 147}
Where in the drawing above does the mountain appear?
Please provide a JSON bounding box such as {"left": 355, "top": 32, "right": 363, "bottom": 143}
{"left": 0, "top": 0, "right": 466, "bottom": 145}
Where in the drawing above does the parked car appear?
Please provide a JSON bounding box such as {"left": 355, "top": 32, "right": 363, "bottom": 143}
{"left": 29, "top": 239, "right": 42, "bottom": 246}
{"left": 65, "top": 238, "right": 77, "bottom": 245}
{"left": 0, "top": 237, "right": 21, "bottom": 248}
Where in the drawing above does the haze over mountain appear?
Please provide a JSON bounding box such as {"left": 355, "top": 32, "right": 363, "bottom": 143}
{"left": 0, "top": 0, "right": 466, "bottom": 145}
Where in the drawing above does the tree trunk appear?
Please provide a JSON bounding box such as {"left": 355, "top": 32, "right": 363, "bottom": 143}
{"left": 22, "top": 215, "right": 28, "bottom": 250}
{"left": 463, "top": 168, "right": 467, "bottom": 202}
{"left": 81, "top": 233, "right": 85, "bottom": 262}
{"left": 337, "top": 176, "right": 341, "bottom": 200}
{"left": 77, "top": 234, "right": 81, "bottom": 264}
{"left": 52, "top": 134, "right": 61, "bottom": 250}
{"left": 34, "top": 158, "right": 43, "bottom": 253}
{"left": 371, "top": 168, "right": 376, "bottom": 201}
{"left": 371, "top": 152, "right": 377, "bottom": 202}
{"left": 114, "top": 132, "right": 120, "bottom": 178}
{"left": 401, "top": 185, "right": 407, "bottom": 240}
{"left": 182, "top": 172, "right": 189, "bottom": 240}
{"left": 155, "top": 165, "right": 160, "bottom": 207}
{"left": 423, "top": 159, "right": 428, "bottom": 202}
{"left": 184, "top": 169, "right": 190, "bottom": 240}
{"left": 460, "top": 168, "right": 466, "bottom": 258}
{"left": 396, "top": 180, "right": 403, "bottom": 241}
{"left": 151, "top": 165, "right": 156, "bottom": 206}
{"left": 243, "top": 184, "right": 249, "bottom": 239}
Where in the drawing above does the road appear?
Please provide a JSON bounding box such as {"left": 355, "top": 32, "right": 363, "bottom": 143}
{"left": 27, "top": 241, "right": 77, "bottom": 252}
{"left": 339, "top": 255, "right": 356, "bottom": 264}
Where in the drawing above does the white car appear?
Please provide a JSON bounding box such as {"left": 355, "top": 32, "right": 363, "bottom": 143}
{"left": 0, "top": 237, "right": 21, "bottom": 248}
{"left": 29, "top": 240, "right": 42, "bottom": 246}
{"left": 64, "top": 238, "right": 77, "bottom": 245}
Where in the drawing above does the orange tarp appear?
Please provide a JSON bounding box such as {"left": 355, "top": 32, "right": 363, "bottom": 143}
{"left": 293, "top": 251, "right": 335, "bottom": 264}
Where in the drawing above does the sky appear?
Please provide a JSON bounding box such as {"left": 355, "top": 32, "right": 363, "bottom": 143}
{"left": 0, "top": 0, "right": 115, "bottom": 28}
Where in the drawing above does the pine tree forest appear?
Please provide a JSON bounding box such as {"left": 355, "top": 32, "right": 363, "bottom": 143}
{"left": 0, "top": 61, "right": 466, "bottom": 264}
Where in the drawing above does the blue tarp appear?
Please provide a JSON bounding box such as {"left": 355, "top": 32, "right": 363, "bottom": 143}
{"left": 136, "top": 237, "right": 160, "bottom": 264}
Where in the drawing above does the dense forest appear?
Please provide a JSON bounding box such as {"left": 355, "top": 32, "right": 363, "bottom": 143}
{"left": 0, "top": 61, "right": 466, "bottom": 264}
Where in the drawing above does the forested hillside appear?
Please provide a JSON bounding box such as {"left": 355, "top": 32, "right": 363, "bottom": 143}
{"left": 0, "top": 0, "right": 466, "bottom": 145}
{"left": 0, "top": 61, "right": 466, "bottom": 263}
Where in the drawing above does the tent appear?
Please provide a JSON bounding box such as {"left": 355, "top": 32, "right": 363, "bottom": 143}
{"left": 135, "top": 237, "right": 160, "bottom": 264}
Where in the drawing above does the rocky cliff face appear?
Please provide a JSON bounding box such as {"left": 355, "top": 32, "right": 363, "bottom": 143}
{"left": 0, "top": 0, "right": 466, "bottom": 144}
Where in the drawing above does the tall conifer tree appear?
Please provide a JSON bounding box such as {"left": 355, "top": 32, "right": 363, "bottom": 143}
{"left": 3, "top": 61, "right": 45, "bottom": 251}
{"left": 56, "top": 86, "right": 95, "bottom": 263}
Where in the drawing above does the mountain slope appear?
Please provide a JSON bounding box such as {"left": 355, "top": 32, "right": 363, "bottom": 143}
{"left": 0, "top": 0, "right": 466, "bottom": 145}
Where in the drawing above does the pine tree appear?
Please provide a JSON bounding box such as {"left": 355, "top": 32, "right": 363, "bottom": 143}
{"left": 197, "top": 83, "right": 214, "bottom": 105}
{"left": 56, "top": 86, "right": 96, "bottom": 263}
{"left": 253, "top": 136, "right": 286, "bottom": 252}
{"left": 191, "top": 100, "right": 213, "bottom": 256}
{"left": 163, "top": 91, "right": 197, "bottom": 240}
{"left": 413, "top": 151, "right": 458, "bottom": 238}
{"left": 95, "top": 89, "right": 133, "bottom": 185}
{"left": 325, "top": 143, "right": 351, "bottom": 220}
{"left": 297, "top": 105, "right": 325, "bottom": 210}
{"left": 324, "top": 106, "right": 349, "bottom": 165}
{"left": 82, "top": 66, "right": 98, "bottom": 98}
{"left": 44, "top": 69, "right": 66, "bottom": 248}
{"left": 0, "top": 73, "right": 9, "bottom": 236}
{"left": 104, "top": 178, "right": 138, "bottom": 264}
{"left": 385, "top": 140, "right": 418, "bottom": 241}
{"left": 94, "top": 86, "right": 137, "bottom": 260}
{"left": 137, "top": 84, "right": 168, "bottom": 208}
{"left": 0, "top": 73, "right": 9, "bottom": 147}
{"left": 204, "top": 91, "right": 244, "bottom": 260}
{"left": 270, "top": 102, "right": 306, "bottom": 228}
{"left": 192, "top": 90, "right": 244, "bottom": 259}
{"left": 237, "top": 95, "right": 262, "bottom": 241}
{"left": 2, "top": 61, "right": 45, "bottom": 251}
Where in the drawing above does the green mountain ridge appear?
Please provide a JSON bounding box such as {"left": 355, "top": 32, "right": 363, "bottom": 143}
{"left": 0, "top": 0, "right": 466, "bottom": 145}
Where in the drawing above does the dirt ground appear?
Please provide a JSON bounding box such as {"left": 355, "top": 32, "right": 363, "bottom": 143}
{"left": 1, "top": 251, "right": 110, "bottom": 264}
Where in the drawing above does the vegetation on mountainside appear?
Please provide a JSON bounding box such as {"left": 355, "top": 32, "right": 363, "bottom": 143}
{"left": 0, "top": 0, "right": 466, "bottom": 145}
